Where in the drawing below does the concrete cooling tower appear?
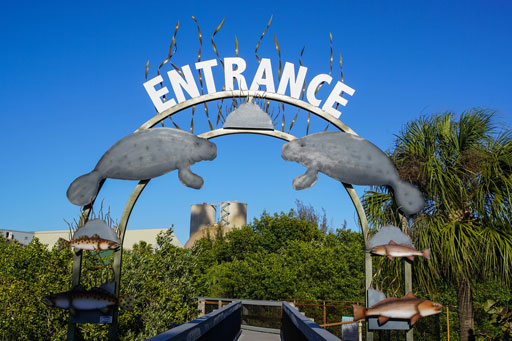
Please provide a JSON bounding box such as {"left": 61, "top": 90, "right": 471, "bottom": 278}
{"left": 184, "top": 201, "right": 247, "bottom": 248}
{"left": 220, "top": 201, "right": 248, "bottom": 230}
{"left": 189, "top": 203, "right": 217, "bottom": 237}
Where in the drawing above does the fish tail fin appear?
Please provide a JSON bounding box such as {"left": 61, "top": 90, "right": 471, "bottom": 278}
{"left": 391, "top": 180, "right": 425, "bottom": 215}
{"left": 67, "top": 170, "right": 103, "bottom": 206}
{"left": 119, "top": 293, "right": 135, "bottom": 310}
{"left": 56, "top": 238, "right": 69, "bottom": 251}
{"left": 422, "top": 249, "right": 431, "bottom": 260}
{"left": 352, "top": 304, "right": 367, "bottom": 321}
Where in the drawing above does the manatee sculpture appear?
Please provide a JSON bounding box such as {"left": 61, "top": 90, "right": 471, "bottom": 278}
{"left": 67, "top": 128, "right": 217, "bottom": 206}
{"left": 281, "top": 131, "right": 424, "bottom": 215}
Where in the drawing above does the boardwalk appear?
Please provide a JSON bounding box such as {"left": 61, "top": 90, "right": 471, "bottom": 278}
{"left": 149, "top": 300, "right": 341, "bottom": 340}
{"left": 238, "top": 326, "right": 281, "bottom": 341}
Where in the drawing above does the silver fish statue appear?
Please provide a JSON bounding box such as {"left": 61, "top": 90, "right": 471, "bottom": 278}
{"left": 67, "top": 128, "right": 217, "bottom": 206}
{"left": 353, "top": 292, "right": 442, "bottom": 326}
{"left": 42, "top": 287, "right": 134, "bottom": 316}
{"left": 371, "top": 240, "right": 430, "bottom": 261}
{"left": 281, "top": 131, "right": 425, "bottom": 215}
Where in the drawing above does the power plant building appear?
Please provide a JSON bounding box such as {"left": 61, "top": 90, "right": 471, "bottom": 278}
{"left": 185, "top": 201, "right": 247, "bottom": 248}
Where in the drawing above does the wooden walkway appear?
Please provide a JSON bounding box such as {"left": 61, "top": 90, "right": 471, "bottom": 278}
{"left": 238, "top": 326, "right": 281, "bottom": 341}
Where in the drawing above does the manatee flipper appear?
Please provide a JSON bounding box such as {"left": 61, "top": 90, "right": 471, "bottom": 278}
{"left": 67, "top": 170, "right": 104, "bottom": 206}
{"left": 178, "top": 166, "right": 204, "bottom": 189}
{"left": 390, "top": 180, "right": 425, "bottom": 215}
{"left": 292, "top": 168, "right": 319, "bottom": 190}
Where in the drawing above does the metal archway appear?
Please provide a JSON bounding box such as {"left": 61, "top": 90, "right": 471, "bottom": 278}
{"left": 68, "top": 91, "right": 380, "bottom": 340}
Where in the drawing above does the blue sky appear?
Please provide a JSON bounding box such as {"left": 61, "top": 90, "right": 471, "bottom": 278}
{"left": 1, "top": 1, "right": 511, "bottom": 245}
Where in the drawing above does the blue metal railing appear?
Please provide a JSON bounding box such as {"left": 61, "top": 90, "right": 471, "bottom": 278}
{"left": 150, "top": 299, "right": 341, "bottom": 341}
{"left": 148, "top": 301, "right": 242, "bottom": 341}
{"left": 281, "top": 302, "right": 341, "bottom": 341}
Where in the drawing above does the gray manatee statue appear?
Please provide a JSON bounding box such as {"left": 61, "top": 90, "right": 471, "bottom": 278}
{"left": 67, "top": 128, "right": 217, "bottom": 206}
{"left": 281, "top": 131, "right": 424, "bottom": 215}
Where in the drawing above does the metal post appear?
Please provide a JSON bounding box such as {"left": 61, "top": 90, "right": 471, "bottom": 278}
{"left": 323, "top": 300, "right": 326, "bottom": 326}
{"left": 198, "top": 299, "right": 206, "bottom": 317}
{"left": 343, "top": 183, "right": 373, "bottom": 341}
{"left": 66, "top": 251, "right": 82, "bottom": 340}
{"left": 405, "top": 260, "right": 413, "bottom": 341}
{"left": 436, "top": 312, "right": 441, "bottom": 341}
{"left": 399, "top": 214, "right": 414, "bottom": 341}
{"left": 67, "top": 205, "right": 94, "bottom": 341}
{"left": 107, "top": 180, "right": 148, "bottom": 340}
{"left": 365, "top": 251, "right": 373, "bottom": 341}
{"left": 446, "top": 307, "right": 450, "bottom": 341}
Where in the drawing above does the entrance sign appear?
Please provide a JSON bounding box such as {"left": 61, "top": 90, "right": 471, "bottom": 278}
{"left": 143, "top": 57, "right": 355, "bottom": 119}
{"left": 63, "top": 19, "right": 427, "bottom": 341}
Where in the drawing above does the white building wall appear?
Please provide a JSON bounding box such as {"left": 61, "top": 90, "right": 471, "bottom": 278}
{"left": 3, "top": 228, "right": 181, "bottom": 249}
{"left": 1, "top": 229, "right": 34, "bottom": 245}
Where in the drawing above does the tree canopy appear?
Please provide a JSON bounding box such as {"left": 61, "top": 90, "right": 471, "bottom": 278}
{"left": 363, "top": 109, "right": 512, "bottom": 340}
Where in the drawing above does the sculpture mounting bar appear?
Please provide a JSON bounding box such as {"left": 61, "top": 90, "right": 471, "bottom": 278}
{"left": 199, "top": 128, "right": 297, "bottom": 141}
{"left": 137, "top": 90, "right": 356, "bottom": 135}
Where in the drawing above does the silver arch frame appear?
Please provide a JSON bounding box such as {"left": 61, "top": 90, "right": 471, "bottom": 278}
{"left": 67, "top": 91, "right": 376, "bottom": 340}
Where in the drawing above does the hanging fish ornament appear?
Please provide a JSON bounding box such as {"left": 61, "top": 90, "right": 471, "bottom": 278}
{"left": 57, "top": 234, "right": 119, "bottom": 253}
{"left": 371, "top": 240, "right": 430, "bottom": 261}
{"left": 42, "top": 286, "right": 134, "bottom": 316}
{"left": 352, "top": 292, "right": 442, "bottom": 326}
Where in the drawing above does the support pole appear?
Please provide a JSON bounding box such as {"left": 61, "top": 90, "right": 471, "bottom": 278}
{"left": 323, "top": 301, "right": 326, "bottom": 326}
{"left": 67, "top": 205, "right": 94, "bottom": 341}
{"left": 343, "top": 183, "right": 373, "bottom": 341}
{"left": 405, "top": 260, "right": 414, "bottom": 341}
{"left": 447, "top": 307, "right": 450, "bottom": 341}
{"left": 107, "top": 180, "right": 149, "bottom": 340}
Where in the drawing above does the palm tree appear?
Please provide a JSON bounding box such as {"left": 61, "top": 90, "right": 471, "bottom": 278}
{"left": 362, "top": 109, "right": 512, "bottom": 340}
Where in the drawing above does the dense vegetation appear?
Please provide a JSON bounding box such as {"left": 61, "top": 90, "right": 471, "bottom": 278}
{"left": 1, "top": 207, "right": 510, "bottom": 339}
{"left": 363, "top": 109, "right": 512, "bottom": 340}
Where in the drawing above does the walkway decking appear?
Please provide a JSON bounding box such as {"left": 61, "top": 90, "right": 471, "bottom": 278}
{"left": 238, "top": 326, "right": 281, "bottom": 341}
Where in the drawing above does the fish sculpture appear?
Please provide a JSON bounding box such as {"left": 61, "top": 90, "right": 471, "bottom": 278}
{"left": 67, "top": 128, "right": 217, "bottom": 206}
{"left": 281, "top": 131, "right": 425, "bottom": 215}
{"left": 42, "top": 286, "right": 133, "bottom": 316}
{"left": 371, "top": 240, "right": 430, "bottom": 261}
{"left": 57, "top": 234, "right": 119, "bottom": 253}
{"left": 352, "top": 292, "right": 442, "bottom": 326}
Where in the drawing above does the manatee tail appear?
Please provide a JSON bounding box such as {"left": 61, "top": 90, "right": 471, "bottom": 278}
{"left": 292, "top": 168, "right": 319, "bottom": 190}
{"left": 390, "top": 180, "right": 425, "bottom": 215}
{"left": 178, "top": 166, "right": 204, "bottom": 189}
{"left": 352, "top": 304, "right": 367, "bottom": 322}
{"left": 67, "top": 171, "right": 103, "bottom": 206}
